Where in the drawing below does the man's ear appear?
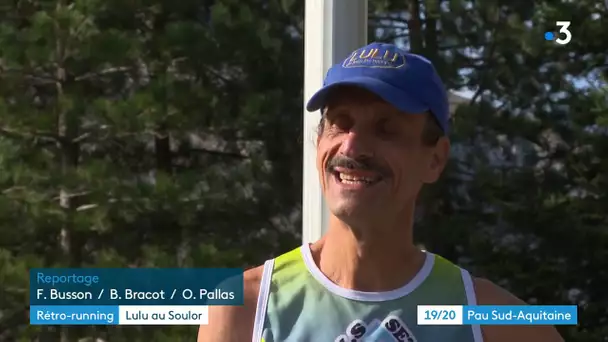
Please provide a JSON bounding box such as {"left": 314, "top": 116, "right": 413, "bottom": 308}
{"left": 316, "top": 113, "right": 326, "bottom": 145}
{"left": 423, "top": 137, "right": 450, "bottom": 184}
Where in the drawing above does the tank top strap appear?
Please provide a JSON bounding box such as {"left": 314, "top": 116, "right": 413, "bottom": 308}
{"left": 251, "top": 258, "right": 271, "bottom": 342}
{"left": 252, "top": 247, "right": 302, "bottom": 342}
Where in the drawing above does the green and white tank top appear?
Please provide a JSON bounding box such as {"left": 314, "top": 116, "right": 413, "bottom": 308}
{"left": 252, "top": 245, "right": 483, "bottom": 342}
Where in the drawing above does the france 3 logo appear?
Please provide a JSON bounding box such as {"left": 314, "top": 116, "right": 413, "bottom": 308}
{"left": 544, "top": 21, "right": 572, "bottom": 45}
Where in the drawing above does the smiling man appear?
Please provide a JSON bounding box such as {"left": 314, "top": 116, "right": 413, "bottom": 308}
{"left": 198, "top": 43, "right": 564, "bottom": 342}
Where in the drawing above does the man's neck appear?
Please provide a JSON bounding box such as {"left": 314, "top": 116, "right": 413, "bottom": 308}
{"left": 309, "top": 213, "right": 426, "bottom": 293}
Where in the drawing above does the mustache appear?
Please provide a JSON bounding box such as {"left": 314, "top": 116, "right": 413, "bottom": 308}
{"left": 326, "top": 155, "right": 391, "bottom": 177}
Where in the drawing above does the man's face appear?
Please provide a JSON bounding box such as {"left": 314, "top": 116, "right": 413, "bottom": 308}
{"left": 316, "top": 87, "right": 449, "bottom": 225}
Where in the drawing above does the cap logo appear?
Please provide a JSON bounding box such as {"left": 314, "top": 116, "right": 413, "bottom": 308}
{"left": 342, "top": 47, "right": 406, "bottom": 69}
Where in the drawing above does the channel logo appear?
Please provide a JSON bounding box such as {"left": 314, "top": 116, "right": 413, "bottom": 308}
{"left": 544, "top": 21, "right": 572, "bottom": 45}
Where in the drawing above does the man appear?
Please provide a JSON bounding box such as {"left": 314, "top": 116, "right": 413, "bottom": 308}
{"left": 198, "top": 42, "right": 564, "bottom": 342}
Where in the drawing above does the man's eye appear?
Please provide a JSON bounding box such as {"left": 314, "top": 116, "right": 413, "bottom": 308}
{"left": 377, "top": 119, "right": 398, "bottom": 136}
{"left": 329, "top": 115, "right": 352, "bottom": 131}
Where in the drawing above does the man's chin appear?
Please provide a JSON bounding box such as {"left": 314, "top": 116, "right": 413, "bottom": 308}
{"left": 328, "top": 201, "right": 375, "bottom": 220}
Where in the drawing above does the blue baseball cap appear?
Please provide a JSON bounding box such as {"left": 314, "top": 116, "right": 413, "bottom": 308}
{"left": 306, "top": 42, "right": 450, "bottom": 132}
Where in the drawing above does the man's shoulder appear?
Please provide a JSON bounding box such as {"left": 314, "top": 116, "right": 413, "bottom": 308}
{"left": 472, "top": 277, "right": 525, "bottom": 305}
{"left": 215, "top": 264, "right": 265, "bottom": 316}
{"left": 243, "top": 264, "right": 265, "bottom": 296}
{"left": 197, "top": 265, "right": 264, "bottom": 342}
{"left": 472, "top": 277, "right": 564, "bottom": 342}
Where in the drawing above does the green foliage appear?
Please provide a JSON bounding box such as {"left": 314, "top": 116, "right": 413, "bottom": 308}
{"left": 371, "top": 0, "right": 607, "bottom": 340}
{"left": 0, "top": 0, "right": 301, "bottom": 340}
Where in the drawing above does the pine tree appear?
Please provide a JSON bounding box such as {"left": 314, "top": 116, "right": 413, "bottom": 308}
{"left": 0, "top": 0, "right": 302, "bottom": 340}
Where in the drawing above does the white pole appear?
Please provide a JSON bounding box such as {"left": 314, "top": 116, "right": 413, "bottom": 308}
{"left": 302, "top": 0, "right": 368, "bottom": 244}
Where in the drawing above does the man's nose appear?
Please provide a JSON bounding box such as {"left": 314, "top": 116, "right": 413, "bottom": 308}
{"left": 338, "top": 130, "right": 373, "bottom": 159}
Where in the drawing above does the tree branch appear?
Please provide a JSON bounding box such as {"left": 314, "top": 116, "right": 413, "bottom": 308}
{"left": 189, "top": 147, "right": 248, "bottom": 159}
{"left": 0, "top": 66, "right": 57, "bottom": 84}
{"left": 74, "top": 66, "right": 132, "bottom": 81}
{"left": 0, "top": 126, "right": 63, "bottom": 144}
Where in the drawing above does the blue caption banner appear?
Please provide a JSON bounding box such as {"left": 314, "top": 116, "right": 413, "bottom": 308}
{"left": 463, "top": 305, "right": 577, "bottom": 325}
{"left": 29, "top": 305, "right": 210, "bottom": 325}
{"left": 30, "top": 268, "right": 243, "bottom": 306}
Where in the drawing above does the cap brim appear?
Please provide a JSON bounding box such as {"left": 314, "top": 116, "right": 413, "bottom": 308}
{"left": 305, "top": 77, "right": 428, "bottom": 114}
